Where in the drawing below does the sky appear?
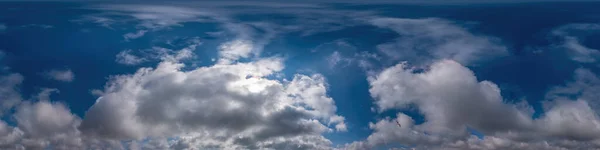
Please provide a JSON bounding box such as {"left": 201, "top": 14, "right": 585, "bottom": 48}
{"left": 1, "top": 0, "right": 600, "bottom": 150}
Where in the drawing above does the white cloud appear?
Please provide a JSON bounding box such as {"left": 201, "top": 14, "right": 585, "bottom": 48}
{"left": 561, "top": 36, "right": 600, "bottom": 63}
{"left": 45, "top": 69, "right": 75, "bottom": 82}
{"left": 370, "top": 18, "right": 508, "bottom": 66}
{"left": 0, "top": 121, "right": 23, "bottom": 149}
{"left": 14, "top": 100, "right": 83, "bottom": 149}
{"left": 215, "top": 22, "right": 280, "bottom": 64}
{"left": 0, "top": 89, "right": 84, "bottom": 149}
{"left": 327, "top": 51, "right": 354, "bottom": 69}
{"left": 536, "top": 99, "right": 600, "bottom": 141}
{"left": 349, "top": 59, "right": 600, "bottom": 149}
{"left": 366, "top": 60, "right": 533, "bottom": 144}
{"left": 88, "top": 4, "right": 215, "bottom": 30}
{"left": 0, "top": 73, "right": 23, "bottom": 116}
{"left": 116, "top": 38, "right": 201, "bottom": 66}
{"left": 217, "top": 40, "right": 254, "bottom": 64}
{"left": 0, "top": 24, "right": 6, "bottom": 31}
{"left": 0, "top": 85, "right": 138, "bottom": 150}
{"left": 73, "top": 16, "right": 116, "bottom": 29}
{"left": 80, "top": 54, "right": 345, "bottom": 149}
{"left": 123, "top": 30, "right": 147, "bottom": 41}
{"left": 115, "top": 49, "right": 146, "bottom": 65}
{"left": 546, "top": 68, "right": 600, "bottom": 112}
{"left": 552, "top": 23, "right": 600, "bottom": 63}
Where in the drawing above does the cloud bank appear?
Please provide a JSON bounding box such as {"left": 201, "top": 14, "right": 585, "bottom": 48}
{"left": 345, "top": 59, "right": 600, "bottom": 149}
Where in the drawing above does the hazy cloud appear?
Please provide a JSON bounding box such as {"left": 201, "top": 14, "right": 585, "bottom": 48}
{"left": 371, "top": 18, "right": 508, "bottom": 66}
{"left": 115, "top": 49, "right": 146, "bottom": 65}
{"left": 123, "top": 30, "right": 147, "bottom": 41}
{"left": 552, "top": 23, "right": 600, "bottom": 63}
{"left": 0, "top": 73, "right": 23, "bottom": 116}
{"left": 45, "top": 69, "right": 75, "bottom": 82}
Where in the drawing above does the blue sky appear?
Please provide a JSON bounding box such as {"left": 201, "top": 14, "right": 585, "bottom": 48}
{"left": 1, "top": 0, "right": 600, "bottom": 149}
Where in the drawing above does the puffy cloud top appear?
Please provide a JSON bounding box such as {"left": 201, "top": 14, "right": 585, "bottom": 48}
{"left": 80, "top": 57, "right": 346, "bottom": 149}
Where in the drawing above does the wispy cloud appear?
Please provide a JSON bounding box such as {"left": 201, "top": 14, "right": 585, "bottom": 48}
{"left": 115, "top": 49, "right": 146, "bottom": 65}
{"left": 20, "top": 24, "right": 54, "bottom": 29}
{"left": 123, "top": 30, "right": 147, "bottom": 41}
{"left": 0, "top": 23, "right": 6, "bottom": 32}
{"left": 44, "top": 69, "right": 75, "bottom": 82}
{"left": 552, "top": 23, "right": 600, "bottom": 63}
{"left": 370, "top": 17, "right": 508, "bottom": 66}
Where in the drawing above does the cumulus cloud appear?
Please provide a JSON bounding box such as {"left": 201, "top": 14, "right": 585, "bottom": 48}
{"left": 0, "top": 121, "right": 23, "bottom": 149}
{"left": 327, "top": 51, "right": 350, "bottom": 68}
{"left": 80, "top": 54, "right": 345, "bottom": 149}
{"left": 0, "top": 88, "right": 89, "bottom": 150}
{"left": 123, "top": 30, "right": 147, "bottom": 41}
{"left": 44, "top": 69, "right": 75, "bottom": 82}
{"left": 368, "top": 59, "right": 533, "bottom": 139}
{"left": 348, "top": 59, "right": 600, "bottom": 149}
{"left": 0, "top": 51, "right": 344, "bottom": 149}
{"left": 370, "top": 18, "right": 508, "bottom": 66}
{"left": 14, "top": 100, "right": 83, "bottom": 149}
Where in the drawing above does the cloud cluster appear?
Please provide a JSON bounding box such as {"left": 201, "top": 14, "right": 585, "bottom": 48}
{"left": 1, "top": 49, "right": 346, "bottom": 149}
{"left": 83, "top": 53, "right": 346, "bottom": 149}
{"left": 345, "top": 59, "right": 600, "bottom": 149}
{"left": 0, "top": 87, "right": 82, "bottom": 150}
